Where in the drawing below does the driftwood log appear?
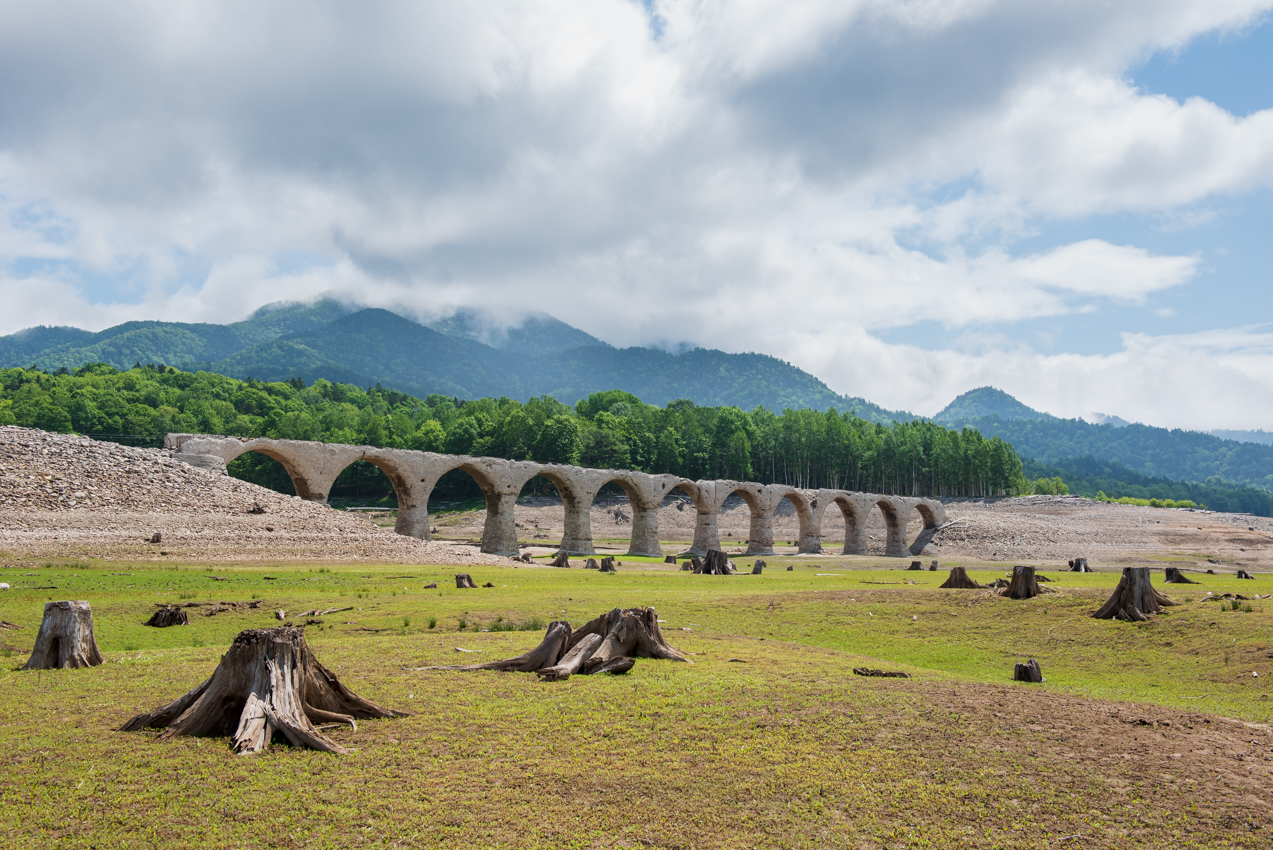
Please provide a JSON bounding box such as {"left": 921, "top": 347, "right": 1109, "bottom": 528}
{"left": 1093, "top": 567, "right": 1176, "bottom": 621}
{"left": 1013, "top": 659, "right": 1044, "bottom": 683}
{"left": 1000, "top": 566, "right": 1053, "bottom": 600}
{"left": 1068, "top": 558, "right": 1091, "bottom": 572}
{"left": 455, "top": 574, "right": 478, "bottom": 589}
{"left": 549, "top": 551, "right": 571, "bottom": 568}
{"left": 1164, "top": 567, "right": 1198, "bottom": 584}
{"left": 697, "top": 549, "right": 737, "bottom": 575}
{"left": 145, "top": 606, "right": 189, "bottom": 628}
{"left": 120, "top": 626, "right": 408, "bottom": 754}
{"left": 23, "top": 601, "right": 105, "bottom": 669}
{"left": 938, "top": 566, "right": 984, "bottom": 589}
{"left": 424, "top": 607, "right": 689, "bottom": 682}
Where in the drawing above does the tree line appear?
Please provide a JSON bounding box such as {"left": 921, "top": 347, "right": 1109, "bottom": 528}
{"left": 0, "top": 364, "right": 1025, "bottom": 498}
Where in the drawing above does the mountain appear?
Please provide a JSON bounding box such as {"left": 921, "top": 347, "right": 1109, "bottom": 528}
{"left": 0, "top": 301, "right": 910, "bottom": 420}
{"left": 1212, "top": 429, "right": 1273, "bottom": 446}
{"left": 425, "top": 308, "right": 608, "bottom": 354}
{"left": 933, "top": 386, "right": 1051, "bottom": 423}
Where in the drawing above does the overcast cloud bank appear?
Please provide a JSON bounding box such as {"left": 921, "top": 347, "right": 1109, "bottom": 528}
{"left": 1, "top": 0, "right": 1272, "bottom": 429}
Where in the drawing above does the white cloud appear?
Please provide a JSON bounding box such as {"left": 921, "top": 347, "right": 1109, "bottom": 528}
{"left": 0, "top": 0, "right": 1271, "bottom": 426}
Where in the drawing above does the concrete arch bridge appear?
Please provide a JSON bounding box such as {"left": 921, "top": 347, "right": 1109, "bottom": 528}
{"left": 165, "top": 434, "right": 946, "bottom": 559}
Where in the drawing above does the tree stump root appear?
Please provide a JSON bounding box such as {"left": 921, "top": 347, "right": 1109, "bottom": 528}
{"left": 23, "top": 601, "right": 104, "bottom": 669}
{"left": 1093, "top": 567, "right": 1176, "bottom": 620}
{"left": 120, "top": 626, "right": 408, "bottom": 754}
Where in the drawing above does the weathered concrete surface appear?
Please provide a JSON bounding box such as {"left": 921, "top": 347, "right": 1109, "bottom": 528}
{"left": 165, "top": 434, "right": 947, "bottom": 558}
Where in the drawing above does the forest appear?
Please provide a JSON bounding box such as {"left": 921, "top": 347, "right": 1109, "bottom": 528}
{"left": 0, "top": 363, "right": 1025, "bottom": 503}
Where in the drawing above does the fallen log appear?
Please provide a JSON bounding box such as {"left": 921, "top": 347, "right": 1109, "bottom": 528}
{"left": 23, "top": 601, "right": 105, "bottom": 669}
{"left": 120, "top": 626, "right": 408, "bottom": 754}
{"left": 938, "top": 566, "right": 984, "bottom": 589}
{"left": 1093, "top": 567, "right": 1176, "bottom": 621}
{"left": 1164, "top": 567, "right": 1198, "bottom": 584}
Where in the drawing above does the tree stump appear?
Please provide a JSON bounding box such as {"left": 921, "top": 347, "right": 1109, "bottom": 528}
{"left": 120, "top": 626, "right": 407, "bottom": 754}
{"left": 145, "top": 606, "right": 189, "bottom": 627}
{"left": 906, "top": 561, "right": 923, "bottom": 571}
{"left": 664, "top": 555, "right": 677, "bottom": 564}
{"left": 697, "top": 549, "right": 737, "bottom": 575}
{"left": 679, "top": 560, "right": 693, "bottom": 571}
{"left": 599, "top": 557, "right": 617, "bottom": 573}
{"left": 549, "top": 551, "right": 571, "bottom": 568}
{"left": 690, "top": 556, "right": 703, "bottom": 572}
{"left": 426, "top": 607, "right": 689, "bottom": 682}
{"left": 455, "top": 574, "right": 478, "bottom": 589}
{"left": 1013, "top": 659, "right": 1043, "bottom": 682}
{"left": 584, "top": 558, "right": 599, "bottom": 570}
{"left": 786, "top": 565, "right": 794, "bottom": 571}
{"left": 1000, "top": 566, "right": 1052, "bottom": 600}
{"left": 751, "top": 560, "right": 765, "bottom": 575}
{"left": 938, "top": 567, "right": 984, "bottom": 589}
{"left": 1164, "top": 567, "right": 1198, "bottom": 584}
{"left": 22, "top": 601, "right": 105, "bottom": 669}
{"left": 1093, "top": 567, "right": 1176, "bottom": 621}
{"left": 1237, "top": 569, "right": 1255, "bottom": 580}
{"left": 1069, "top": 558, "right": 1091, "bottom": 572}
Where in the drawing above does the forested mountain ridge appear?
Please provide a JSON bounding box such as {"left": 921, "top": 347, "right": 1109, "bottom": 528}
{"left": 0, "top": 302, "right": 911, "bottom": 420}
{"left": 0, "top": 364, "right": 1023, "bottom": 500}
{"left": 934, "top": 386, "right": 1053, "bottom": 423}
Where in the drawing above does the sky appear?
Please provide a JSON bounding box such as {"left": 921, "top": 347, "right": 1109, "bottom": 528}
{"left": 1, "top": 0, "right": 1272, "bottom": 430}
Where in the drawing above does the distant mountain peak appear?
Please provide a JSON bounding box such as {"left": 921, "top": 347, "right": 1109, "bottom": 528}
{"left": 934, "top": 386, "right": 1050, "bottom": 423}
{"left": 425, "top": 307, "right": 609, "bottom": 354}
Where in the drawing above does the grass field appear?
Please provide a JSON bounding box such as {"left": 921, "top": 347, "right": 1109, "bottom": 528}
{"left": 1, "top": 556, "right": 1269, "bottom": 849}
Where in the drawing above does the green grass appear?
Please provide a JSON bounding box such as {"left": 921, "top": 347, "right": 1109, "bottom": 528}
{"left": 0, "top": 558, "right": 1268, "bottom": 848}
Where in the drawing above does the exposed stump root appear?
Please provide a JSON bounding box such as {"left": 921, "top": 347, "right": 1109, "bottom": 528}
{"left": 695, "top": 550, "right": 737, "bottom": 575}
{"left": 423, "top": 607, "right": 690, "bottom": 682}
{"left": 120, "top": 626, "right": 408, "bottom": 755}
{"left": 938, "top": 566, "right": 985, "bottom": 589}
{"left": 23, "top": 601, "right": 105, "bottom": 669}
{"left": 1000, "top": 566, "right": 1054, "bottom": 600}
{"left": 145, "top": 606, "right": 189, "bottom": 627}
{"left": 1093, "top": 567, "right": 1177, "bottom": 621}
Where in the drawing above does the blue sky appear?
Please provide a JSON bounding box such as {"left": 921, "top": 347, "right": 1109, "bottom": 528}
{"left": 1, "top": 1, "right": 1272, "bottom": 429}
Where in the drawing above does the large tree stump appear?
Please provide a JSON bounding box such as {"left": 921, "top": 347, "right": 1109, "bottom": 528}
{"left": 906, "top": 561, "right": 923, "bottom": 571}
{"left": 1069, "top": 558, "right": 1091, "bottom": 572}
{"left": 751, "top": 560, "right": 765, "bottom": 574}
{"left": 23, "top": 601, "right": 104, "bottom": 669}
{"left": 697, "top": 549, "right": 737, "bottom": 575}
{"left": 1013, "top": 659, "right": 1043, "bottom": 682}
{"left": 664, "top": 555, "right": 677, "bottom": 564}
{"left": 938, "top": 567, "right": 984, "bottom": 589}
{"left": 584, "top": 558, "right": 599, "bottom": 570}
{"left": 120, "top": 626, "right": 408, "bottom": 754}
{"left": 1093, "top": 567, "right": 1176, "bottom": 621}
{"left": 1164, "top": 567, "right": 1198, "bottom": 584}
{"left": 145, "top": 606, "right": 189, "bottom": 627}
{"left": 1000, "top": 566, "right": 1052, "bottom": 600}
{"left": 1237, "top": 569, "right": 1255, "bottom": 580}
{"left": 426, "top": 607, "right": 689, "bottom": 682}
{"left": 549, "top": 551, "right": 571, "bottom": 568}
{"left": 455, "top": 573, "right": 478, "bottom": 589}
{"left": 599, "top": 557, "right": 617, "bottom": 573}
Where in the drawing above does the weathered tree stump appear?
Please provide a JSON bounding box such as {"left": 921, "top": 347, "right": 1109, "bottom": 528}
{"left": 1093, "top": 567, "right": 1176, "bottom": 621}
{"left": 786, "top": 565, "right": 794, "bottom": 571}
{"left": 1013, "top": 659, "right": 1043, "bottom": 682}
{"left": 549, "top": 551, "right": 571, "bottom": 568}
{"left": 1164, "top": 567, "right": 1198, "bottom": 584}
{"left": 697, "top": 549, "right": 737, "bottom": 575}
{"left": 599, "top": 557, "right": 617, "bottom": 573}
{"left": 690, "top": 556, "right": 703, "bottom": 572}
{"left": 1069, "top": 558, "right": 1091, "bottom": 572}
{"left": 22, "top": 601, "right": 105, "bottom": 669}
{"left": 906, "top": 561, "right": 923, "bottom": 571}
{"left": 426, "top": 607, "right": 689, "bottom": 682}
{"left": 679, "top": 560, "right": 693, "bottom": 571}
{"left": 939, "top": 567, "right": 984, "bottom": 589}
{"left": 1000, "top": 566, "right": 1052, "bottom": 600}
{"left": 455, "top": 574, "right": 478, "bottom": 589}
{"left": 1237, "top": 569, "right": 1255, "bottom": 580}
{"left": 145, "top": 606, "right": 189, "bottom": 628}
{"left": 664, "top": 555, "right": 677, "bottom": 564}
{"left": 584, "top": 558, "right": 599, "bottom": 570}
{"left": 120, "top": 626, "right": 407, "bottom": 754}
{"left": 751, "top": 560, "right": 765, "bottom": 575}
